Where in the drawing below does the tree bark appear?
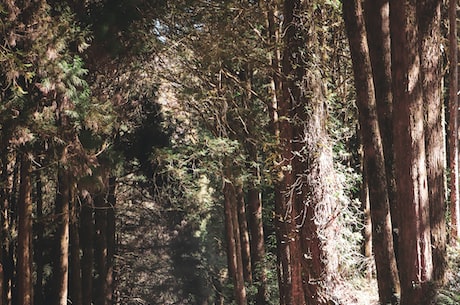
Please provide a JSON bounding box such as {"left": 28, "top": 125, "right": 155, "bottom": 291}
{"left": 390, "top": 0, "right": 435, "bottom": 303}
{"left": 34, "top": 170, "right": 45, "bottom": 305}
{"left": 70, "top": 184, "right": 83, "bottom": 305}
{"left": 342, "top": 1, "right": 400, "bottom": 303}
{"left": 246, "top": 143, "right": 267, "bottom": 305}
{"left": 17, "top": 154, "right": 33, "bottom": 305}
{"left": 448, "top": 0, "right": 459, "bottom": 244}
{"left": 223, "top": 169, "right": 247, "bottom": 305}
{"left": 418, "top": 0, "right": 447, "bottom": 286}
{"left": 363, "top": 0, "right": 399, "bottom": 264}
{"left": 55, "top": 168, "right": 70, "bottom": 305}
{"left": 94, "top": 190, "right": 108, "bottom": 305}
{"left": 80, "top": 190, "right": 94, "bottom": 305}
{"left": 235, "top": 182, "right": 252, "bottom": 283}
{"left": 106, "top": 176, "right": 117, "bottom": 304}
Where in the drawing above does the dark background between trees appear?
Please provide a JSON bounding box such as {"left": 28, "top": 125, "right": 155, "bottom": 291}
{"left": 1, "top": 0, "right": 460, "bottom": 305}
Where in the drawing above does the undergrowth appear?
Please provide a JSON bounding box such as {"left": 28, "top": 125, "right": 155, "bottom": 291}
{"left": 436, "top": 245, "right": 460, "bottom": 305}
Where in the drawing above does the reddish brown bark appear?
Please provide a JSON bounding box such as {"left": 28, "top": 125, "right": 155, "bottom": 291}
{"left": 235, "top": 182, "right": 252, "bottom": 283}
{"left": 390, "top": 0, "right": 435, "bottom": 303}
{"left": 17, "top": 154, "right": 32, "bottom": 305}
{"left": 363, "top": 0, "right": 400, "bottom": 264}
{"left": 343, "top": 1, "right": 400, "bottom": 303}
{"left": 448, "top": 0, "right": 459, "bottom": 244}
{"left": 418, "top": 0, "right": 447, "bottom": 285}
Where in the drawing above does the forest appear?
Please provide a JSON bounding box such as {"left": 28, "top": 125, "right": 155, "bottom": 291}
{"left": 1, "top": 0, "right": 460, "bottom": 304}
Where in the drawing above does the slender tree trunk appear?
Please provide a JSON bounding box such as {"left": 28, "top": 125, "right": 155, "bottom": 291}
{"left": 55, "top": 168, "right": 70, "bottom": 305}
{"left": 343, "top": 1, "right": 400, "bottom": 303}
{"left": 34, "top": 170, "right": 45, "bottom": 305}
{"left": 418, "top": 0, "right": 447, "bottom": 286}
{"left": 80, "top": 191, "right": 94, "bottom": 305}
{"left": 360, "top": 163, "right": 372, "bottom": 280}
{"left": 223, "top": 170, "right": 247, "bottom": 305}
{"left": 246, "top": 144, "right": 267, "bottom": 305}
{"left": 235, "top": 182, "right": 252, "bottom": 283}
{"left": 94, "top": 190, "right": 108, "bottom": 305}
{"left": 390, "top": 0, "right": 435, "bottom": 303}
{"left": 448, "top": 0, "right": 459, "bottom": 244}
{"left": 363, "top": 0, "right": 400, "bottom": 264}
{"left": 70, "top": 184, "right": 83, "bottom": 305}
{"left": 106, "top": 176, "right": 117, "bottom": 304}
{"left": 17, "top": 154, "right": 33, "bottom": 305}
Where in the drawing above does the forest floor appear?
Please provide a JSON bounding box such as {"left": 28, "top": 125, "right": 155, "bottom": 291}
{"left": 113, "top": 178, "right": 421, "bottom": 305}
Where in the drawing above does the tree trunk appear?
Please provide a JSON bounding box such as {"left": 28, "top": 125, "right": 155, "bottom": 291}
{"left": 360, "top": 163, "right": 372, "bottom": 280}
{"left": 106, "top": 176, "right": 117, "bottom": 304}
{"left": 223, "top": 170, "right": 247, "bottom": 305}
{"left": 418, "top": 0, "right": 447, "bottom": 286}
{"left": 246, "top": 144, "right": 267, "bottom": 305}
{"left": 235, "top": 182, "right": 252, "bottom": 283}
{"left": 55, "top": 168, "right": 70, "bottom": 305}
{"left": 94, "top": 190, "right": 108, "bottom": 305}
{"left": 390, "top": 0, "right": 435, "bottom": 303}
{"left": 448, "top": 0, "right": 459, "bottom": 244}
{"left": 363, "top": 0, "right": 400, "bottom": 264}
{"left": 70, "top": 184, "right": 83, "bottom": 305}
{"left": 34, "top": 170, "right": 45, "bottom": 305}
{"left": 17, "top": 154, "right": 33, "bottom": 305}
{"left": 80, "top": 190, "right": 94, "bottom": 305}
{"left": 343, "top": 1, "right": 400, "bottom": 303}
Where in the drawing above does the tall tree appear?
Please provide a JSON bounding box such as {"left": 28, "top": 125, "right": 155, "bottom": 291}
{"left": 17, "top": 154, "right": 33, "bottom": 305}
{"left": 418, "top": 0, "right": 447, "bottom": 285}
{"left": 275, "top": 0, "right": 338, "bottom": 304}
{"left": 342, "top": 0, "right": 400, "bottom": 303}
{"left": 390, "top": 0, "right": 435, "bottom": 303}
{"left": 363, "top": 0, "right": 399, "bottom": 263}
{"left": 448, "top": 0, "right": 459, "bottom": 243}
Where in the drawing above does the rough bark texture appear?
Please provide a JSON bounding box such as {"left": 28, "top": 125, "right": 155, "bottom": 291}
{"left": 448, "top": 0, "right": 459, "bottom": 243}
{"left": 274, "top": 1, "right": 336, "bottom": 304}
{"left": 343, "top": 1, "right": 400, "bottom": 303}
{"left": 17, "top": 154, "right": 32, "bottom": 305}
{"left": 418, "top": 0, "right": 447, "bottom": 285}
{"left": 390, "top": 0, "right": 435, "bottom": 303}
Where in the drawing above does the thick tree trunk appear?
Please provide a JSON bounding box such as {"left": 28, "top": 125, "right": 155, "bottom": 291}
{"left": 55, "top": 168, "right": 70, "bottom": 305}
{"left": 343, "top": 1, "right": 400, "bottom": 303}
{"left": 448, "top": 0, "right": 459, "bottom": 243}
{"left": 360, "top": 165, "right": 372, "bottom": 280}
{"left": 418, "top": 0, "right": 447, "bottom": 286}
{"left": 363, "top": 0, "right": 399, "bottom": 264}
{"left": 223, "top": 171, "right": 247, "bottom": 305}
{"left": 390, "top": 0, "right": 435, "bottom": 303}
{"left": 17, "top": 154, "right": 33, "bottom": 305}
{"left": 80, "top": 191, "right": 94, "bottom": 305}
